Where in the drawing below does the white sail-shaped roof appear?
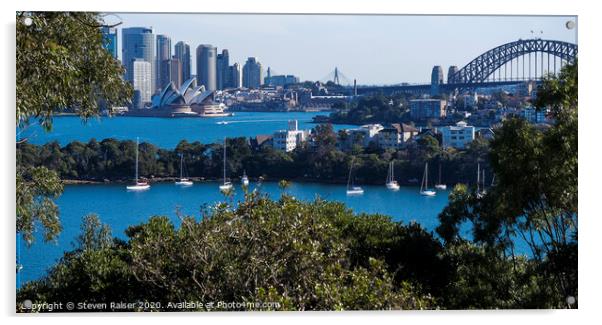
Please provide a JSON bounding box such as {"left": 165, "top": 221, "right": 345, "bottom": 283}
{"left": 153, "top": 78, "right": 214, "bottom": 108}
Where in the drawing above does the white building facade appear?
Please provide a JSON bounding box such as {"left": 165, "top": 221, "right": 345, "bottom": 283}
{"left": 272, "top": 120, "right": 308, "bottom": 152}
{"left": 132, "top": 59, "right": 152, "bottom": 109}
{"left": 440, "top": 121, "right": 475, "bottom": 149}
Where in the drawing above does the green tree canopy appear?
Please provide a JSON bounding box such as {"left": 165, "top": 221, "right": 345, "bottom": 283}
{"left": 16, "top": 12, "right": 133, "bottom": 245}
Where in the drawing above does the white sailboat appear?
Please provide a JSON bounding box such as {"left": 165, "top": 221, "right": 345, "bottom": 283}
{"left": 476, "top": 163, "right": 486, "bottom": 198}
{"left": 420, "top": 162, "right": 436, "bottom": 196}
{"left": 346, "top": 158, "right": 364, "bottom": 195}
{"left": 175, "top": 154, "right": 193, "bottom": 186}
{"left": 219, "top": 138, "right": 233, "bottom": 191}
{"left": 481, "top": 168, "right": 487, "bottom": 196}
{"left": 385, "top": 161, "right": 400, "bottom": 190}
{"left": 434, "top": 163, "right": 447, "bottom": 190}
{"left": 241, "top": 170, "right": 249, "bottom": 186}
{"left": 126, "top": 137, "right": 150, "bottom": 191}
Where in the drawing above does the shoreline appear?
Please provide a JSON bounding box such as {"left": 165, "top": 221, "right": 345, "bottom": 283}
{"left": 62, "top": 176, "right": 426, "bottom": 187}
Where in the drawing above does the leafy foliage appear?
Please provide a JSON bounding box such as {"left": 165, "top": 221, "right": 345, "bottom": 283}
{"left": 18, "top": 193, "right": 436, "bottom": 311}
{"left": 16, "top": 12, "right": 133, "bottom": 245}
{"left": 436, "top": 62, "right": 578, "bottom": 307}
{"left": 17, "top": 12, "right": 132, "bottom": 130}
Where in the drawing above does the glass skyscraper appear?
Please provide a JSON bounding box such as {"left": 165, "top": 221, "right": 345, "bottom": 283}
{"left": 174, "top": 41, "right": 191, "bottom": 82}
{"left": 196, "top": 44, "right": 217, "bottom": 91}
{"left": 156, "top": 34, "right": 172, "bottom": 91}
{"left": 122, "top": 27, "right": 156, "bottom": 93}
{"left": 243, "top": 57, "right": 263, "bottom": 89}
{"left": 217, "top": 49, "right": 230, "bottom": 90}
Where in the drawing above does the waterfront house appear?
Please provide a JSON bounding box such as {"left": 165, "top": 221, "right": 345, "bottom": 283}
{"left": 440, "top": 121, "right": 476, "bottom": 149}
{"left": 338, "top": 124, "right": 384, "bottom": 151}
{"left": 376, "top": 123, "right": 419, "bottom": 150}
{"left": 272, "top": 120, "right": 310, "bottom": 152}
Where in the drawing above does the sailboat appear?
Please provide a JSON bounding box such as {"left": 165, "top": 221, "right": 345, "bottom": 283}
{"left": 219, "top": 138, "right": 233, "bottom": 191}
{"left": 481, "top": 168, "right": 487, "bottom": 196}
{"left": 346, "top": 158, "right": 364, "bottom": 195}
{"left": 175, "top": 154, "right": 193, "bottom": 186}
{"left": 476, "top": 163, "right": 485, "bottom": 198}
{"left": 385, "top": 161, "right": 400, "bottom": 190}
{"left": 434, "top": 163, "right": 447, "bottom": 190}
{"left": 126, "top": 137, "right": 150, "bottom": 191}
{"left": 420, "top": 162, "right": 436, "bottom": 196}
{"left": 241, "top": 170, "right": 249, "bottom": 186}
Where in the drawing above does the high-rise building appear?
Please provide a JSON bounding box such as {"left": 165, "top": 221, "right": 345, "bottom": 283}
{"left": 170, "top": 57, "right": 183, "bottom": 88}
{"left": 132, "top": 59, "right": 152, "bottom": 109}
{"left": 174, "top": 41, "right": 191, "bottom": 82}
{"left": 101, "top": 26, "right": 118, "bottom": 59}
{"left": 430, "top": 65, "right": 444, "bottom": 96}
{"left": 159, "top": 57, "right": 184, "bottom": 90}
{"left": 216, "top": 49, "right": 230, "bottom": 90}
{"left": 243, "top": 57, "right": 263, "bottom": 89}
{"left": 196, "top": 44, "right": 217, "bottom": 91}
{"left": 122, "top": 27, "right": 155, "bottom": 92}
{"left": 156, "top": 35, "right": 172, "bottom": 92}
{"left": 230, "top": 63, "right": 242, "bottom": 88}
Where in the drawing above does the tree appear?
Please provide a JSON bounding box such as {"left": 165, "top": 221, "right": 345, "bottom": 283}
{"left": 16, "top": 12, "right": 132, "bottom": 244}
{"left": 436, "top": 62, "right": 578, "bottom": 307}
{"left": 18, "top": 193, "right": 434, "bottom": 311}
{"left": 17, "top": 12, "right": 132, "bottom": 130}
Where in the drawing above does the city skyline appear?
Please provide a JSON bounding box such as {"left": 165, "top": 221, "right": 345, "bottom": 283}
{"left": 110, "top": 13, "right": 577, "bottom": 85}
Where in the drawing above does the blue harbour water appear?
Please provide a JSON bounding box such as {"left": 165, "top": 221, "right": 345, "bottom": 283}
{"left": 17, "top": 182, "right": 453, "bottom": 286}
{"left": 17, "top": 111, "right": 465, "bottom": 287}
{"left": 19, "top": 112, "right": 354, "bottom": 148}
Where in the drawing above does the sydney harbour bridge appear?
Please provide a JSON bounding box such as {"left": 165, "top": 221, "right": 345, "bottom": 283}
{"left": 322, "top": 39, "right": 577, "bottom": 96}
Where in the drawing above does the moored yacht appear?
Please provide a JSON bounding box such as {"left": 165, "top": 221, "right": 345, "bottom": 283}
{"left": 346, "top": 158, "right": 364, "bottom": 195}
{"left": 219, "top": 138, "right": 233, "bottom": 192}
{"left": 385, "top": 161, "right": 400, "bottom": 191}
{"left": 434, "top": 163, "right": 447, "bottom": 190}
{"left": 241, "top": 170, "right": 249, "bottom": 186}
{"left": 126, "top": 137, "right": 150, "bottom": 191}
{"left": 175, "top": 154, "right": 193, "bottom": 186}
{"left": 420, "top": 162, "right": 436, "bottom": 196}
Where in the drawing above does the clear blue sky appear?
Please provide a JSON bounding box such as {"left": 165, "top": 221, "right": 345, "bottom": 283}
{"left": 111, "top": 13, "right": 577, "bottom": 85}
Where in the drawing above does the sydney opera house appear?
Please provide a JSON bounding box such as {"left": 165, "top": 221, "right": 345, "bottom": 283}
{"left": 127, "top": 78, "right": 231, "bottom": 117}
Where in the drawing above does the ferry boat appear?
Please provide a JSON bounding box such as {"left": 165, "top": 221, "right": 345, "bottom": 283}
{"left": 198, "top": 103, "right": 233, "bottom": 118}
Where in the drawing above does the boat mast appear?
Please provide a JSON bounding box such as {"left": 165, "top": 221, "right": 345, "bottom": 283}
{"left": 180, "top": 154, "right": 183, "bottom": 179}
{"left": 347, "top": 158, "right": 354, "bottom": 190}
{"left": 135, "top": 137, "right": 139, "bottom": 182}
{"left": 420, "top": 163, "right": 428, "bottom": 192}
{"left": 223, "top": 138, "right": 227, "bottom": 184}
{"left": 482, "top": 169, "right": 486, "bottom": 192}
{"left": 438, "top": 163, "right": 442, "bottom": 185}
{"left": 387, "top": 162, "right": 391, "bottom": 183}
{"left": 421, "top": 163, "right": 428, "bottom": 192}
{"left": 477, "top": 163, "right": 480, "bottom": 194}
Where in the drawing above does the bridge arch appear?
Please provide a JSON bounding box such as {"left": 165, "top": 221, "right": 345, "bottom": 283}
{"left": 448, "top": 39, "right": 577, "bottom": 84}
